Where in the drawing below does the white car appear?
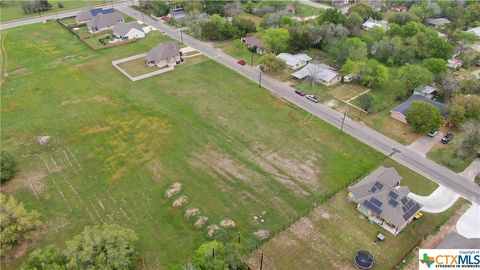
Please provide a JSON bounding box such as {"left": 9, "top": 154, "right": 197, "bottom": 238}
{"left": 306, "top": 95, "right": 320, "bottom": 103}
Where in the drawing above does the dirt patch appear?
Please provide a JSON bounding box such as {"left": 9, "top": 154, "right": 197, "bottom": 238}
{"left": 92, "top": 95, "right": 111, "bottom": 103}
{"left": 184, "top": 208, "right": 201, "bottom": 220}
{"left": 172, "top": 195, "right": 189, "bottom": 208}
{"left": 220, "top": 219, "right": 236, "bottom": 228}
{"left": 145, "top": 159, "right": 163, "bottom": 183}
{"left": 254, "top": 229, "right": 270, "bottom": 240}
{"left": 1, "top": 171, "right": 46, "bottom": 198}
{"left": 289, "top": 217, "right": 318, "bottom": 239}
{"left": 82, "top": 125, "right": 112, "bottom": 135}
{"left": 36, "top": 136, "right": 50, "bottom": 145}
{"left": 325, "top": 99, "right": 338, "bottom": 107}
{"left": 188, "top": 148, "right": 257, "bottom": 182}
{"left": 60, "top": 98, "right": 82, "bottom": 106}
{"left": 194, "top": 216, "right": 209, "bottom": 228}
{"left": 164, "top": 182, "right": 182, "bottom": 199}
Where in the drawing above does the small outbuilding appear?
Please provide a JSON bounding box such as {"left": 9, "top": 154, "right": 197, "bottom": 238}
{"left": 427, "top": 18, "right": 451, "bottom": 28}
{"left": 362, "top": 19, "right": 389, "bottom": 31}
{"left": 413, "top": 85, "right": 437, "bottom": 99}
{"left": 145, "top": 41, "right": 183, "bottom": 67}
{"left": 240, "top": 36, "right": 266, "bottom": 55}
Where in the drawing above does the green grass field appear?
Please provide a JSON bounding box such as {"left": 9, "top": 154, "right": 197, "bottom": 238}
{"left": 1, "top": 21, "right": 388, "bottom": 269}
{"left": 214, "top": 38, "right": 263, "bottom": 66}
{"left": 0, "top": 0, "right": 107, "bottom": 22}
{"left": 0, "top": 20, "right": 454, "bottom": 270}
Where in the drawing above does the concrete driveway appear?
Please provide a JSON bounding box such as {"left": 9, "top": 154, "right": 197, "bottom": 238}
{"left": 409, "top": 185, "right": 459, "bottom": 213}
{"left": 460, "top": 158, "right": 480, "bottom": 182}
{"left": 456, "top": 203, "right": 480, "bottom": 238}
{"left": 407, "top": 132, "right": 444, "bottom": 157}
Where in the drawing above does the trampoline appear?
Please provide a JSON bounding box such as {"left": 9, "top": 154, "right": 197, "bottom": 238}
{"left": 354, "top": 250, "right": 374, "bottom": 270}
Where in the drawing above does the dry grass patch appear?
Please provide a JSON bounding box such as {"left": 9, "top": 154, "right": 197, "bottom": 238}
{"left": 194, "top": 216, "right": 209, "bottom": 228}
{"left": 329, "top": 84, "right": 368, "bottom": 101}
{"left": 164, "top": 182, "right": 182, "bottom": 199}
{"left": 184, "top": 208, "right": 201, "bottom": 220}
{"left": 172, "top": 195, "right": 189, "bottom": 208}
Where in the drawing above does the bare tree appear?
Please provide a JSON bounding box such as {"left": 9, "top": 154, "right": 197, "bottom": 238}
{"left": 307, "top": 63, "right": 322, "bottom": 89}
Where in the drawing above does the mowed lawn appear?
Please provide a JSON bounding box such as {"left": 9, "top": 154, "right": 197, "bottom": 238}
{"left": 0, "top": 22, "right": 389, "bottom": 269}
{"left": 246, "top": 161, "right": 461, "bottom": 270}
{"left": 0, "top": 0, "right": 107, "bottom": 22}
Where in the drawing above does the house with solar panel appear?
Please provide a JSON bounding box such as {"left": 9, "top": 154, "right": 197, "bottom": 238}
{"left": 348, "top": 166, "right": 422, "bottom": 235}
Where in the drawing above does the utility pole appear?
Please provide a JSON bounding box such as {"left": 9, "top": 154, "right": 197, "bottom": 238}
{"left": 340, "top": 110, "right": 347, "bottom": 134}
{"left": 110, "top": 0, "right": 114, "bottom": 8}
{"left": 259, "top": 253, "right": 264, "bottom": 270}
{"left": 258, "top": 66, "right": 264, "bottom": 88}
{"left": 250, "top": 50, "right": 254, "bottom": 66}
{"left": 180, "top": 29, "right": 184, "bottom": 44}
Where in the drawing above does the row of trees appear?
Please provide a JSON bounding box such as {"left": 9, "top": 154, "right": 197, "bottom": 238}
{"left": 20, "top": 224, "right": 138, "bottom": 270}
{"left": 200, "top": 14, "right": 256, "bottom": 40}
{"left": 21, "top": 0, "right": 52, "bottom": 14}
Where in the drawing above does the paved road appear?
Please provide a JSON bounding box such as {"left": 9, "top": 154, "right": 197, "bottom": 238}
{"left": 117, "top": 6, "right": 480, "bottom": 204}
{"left": 2, "top": 5, "right": 479, "bottom": 204}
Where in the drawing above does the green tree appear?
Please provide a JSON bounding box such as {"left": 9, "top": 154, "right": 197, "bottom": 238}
{"left": 329, "top": 37, "right": 367, "bottom": 65}
{"left": 1, "top": 151, "right": 16, "bottom": 183}
{"left": 456, "top": 120, "right": 480, "bottom": 160}
{"left": 360, "top": 59, "right": 388, "bottom": 88}
{"left": 232, "top": 17, "right": 256, "bottom": 37}
{"left": 406, "top": 101, "right": 443, "bottom": 134}
{"left": 318, "top": 8, "right": 346, "bottom": 24}
{"left": 422, "top": 58, "right": 447, "bottom": 77}
{"left": 447, "top": 95, "right": 480, "bottom": 126}
{"left": 345, "top": 11, "right": 363, "bottom": 36}
{"left": 20, "top": 245, "right": 67, "bottom": 270}
{"left": 288, "top": 25, "right": 313, "bottom": 52}
{"left": 260, "top": 52, "right": 287, "bottom": 74}
{"left": 357, "top": 93, "right": 374, "bottom": 112}
{"left": 0, "top": 193, "right": 41, "bottom": 255}
{"left": 65, "top": 224, "right": 138, "bottom": 270}
{"left": 347, "top": 2, "right": 373, "bottom": 21}
{"left": 262, "top": 27, "right": 290, "bottom": 53}
{"left": 191, "top": 241, "right": 226, "bottom": 270}
{"left": 399, "top": 64, "right": 434, "bottom": 91}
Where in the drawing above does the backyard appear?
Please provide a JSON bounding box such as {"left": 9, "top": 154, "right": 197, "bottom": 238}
{"left": 246, "top": 160, "right": 462, "bottom": 270}
{"left": 0, "top": 21, "right": 393, "bottom": 269}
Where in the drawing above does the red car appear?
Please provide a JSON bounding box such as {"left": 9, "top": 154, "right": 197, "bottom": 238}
{"left": 295, "top": 90, "right": 305, "bottom": 96}
{"left": 237, "top": 59, "right": 246, "bottom": 65}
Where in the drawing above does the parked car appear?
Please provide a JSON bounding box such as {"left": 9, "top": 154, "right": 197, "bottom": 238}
{"left": 306, "top": 95, "right": 320, "bottom": 103}
{"left": 441, "top": 133, "right": 454, "bottom": 144}
{"left": 237, "top": 59, "right": 246, "bottom": 65}
{"left": 428, "top": 130, "right": 438, "bottom": 137}
{"left": 295, "top": 90, "right": 305, "bottom": 96}
{"left": 343, "top": 74, "right": 358, "bottom": 83}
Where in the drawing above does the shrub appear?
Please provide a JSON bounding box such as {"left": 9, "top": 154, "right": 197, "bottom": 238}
{"left": 1, "top": 151, "right": 16, "bottom": 183}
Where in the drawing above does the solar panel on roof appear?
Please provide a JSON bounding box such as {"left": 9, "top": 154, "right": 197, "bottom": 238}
{"left": 403, "top": 204, "right": 421, "bottom": 220}
{"left": 388, "top": 191, "right": 398, "bottom": 199}
{"left": 374, "top": 181, "right": 384, "bottom": 190}
{"left": 401, "top": 197, "right": 408, "bottom": 204}
{"left": 370, "top": 197, "right": 383, "bottom": 207}
{"left": 388, "top": 199, "right": 398, "bottom": 207}
{"left": 370, "top": 186, "right": 377, "bottom": 192}
{"left": 363, "top": 200, "right": 382, "bottom": 215}
{"left": 405, "top": 200, "right": 415, "bottom": 210}
{"left": 90, "top": 8, "right": 115, "bottom": 16}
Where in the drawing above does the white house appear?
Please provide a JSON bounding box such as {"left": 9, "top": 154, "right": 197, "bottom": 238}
{"left": 292, "top": 63, "right": 342, "bottom": 86}
{"left": 362, "top": 19, "right": 389, "bottom": 31}
{"left": 276, "top": 53, "right": 312, "bottom": 70}
{"left": 113, "top": 21, "right": 145, "bottom": 40}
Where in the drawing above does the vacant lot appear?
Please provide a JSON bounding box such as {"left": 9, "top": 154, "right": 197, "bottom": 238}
{"left": 0, "top": 0, "right": 106, "bottom": 22}
{"left": 214, "top": 38, "right": 262, "bottom": 66}
{"left": 1, "top": 22, "right": 389, "bottom": 269}
{"left": 246, "top": 161, "right": 461, "bottom": 270}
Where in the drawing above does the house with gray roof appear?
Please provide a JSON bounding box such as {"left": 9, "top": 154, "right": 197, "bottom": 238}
{"left": 113, "top": 21, "right": 145, "bottom": 40}
{"left": 87, "top": 11, "right": 124, "bottom": 33}
{"left": 390, "top": 94, "right": 447, "bottom": 124}
{"left": 413, "top": 85, "right": 438, "bottom": 99}
{"left": 145, "top": 41, "right": 183, "bottom": 67}
{"left": 348, "top": 166, "right": 423, "bottom": 235}
{"left": 292, "top": 63, "right": 342, "bottom": 86}
{"left": 240, "top": 36, "right": 266, "bottom": 55}
{"left": 76, "top": 7, "right": 116, "bottom": 25}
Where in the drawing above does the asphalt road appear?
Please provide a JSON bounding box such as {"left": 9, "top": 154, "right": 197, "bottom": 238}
{"left": 2, "top": 5, "right": 479, "bottom": 204}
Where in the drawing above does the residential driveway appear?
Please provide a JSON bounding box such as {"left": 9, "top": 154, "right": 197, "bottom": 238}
{"left": 460, "top": 158, "right": 480, "bottom": 182}
{"left": 406, "top": 132, "right": 444, "bottom": 157}
{"left": 456, "top": 203, "right": 480, "bottom": 238}
{"left": 409, "top": 186, "right": 459, "bottom": 213}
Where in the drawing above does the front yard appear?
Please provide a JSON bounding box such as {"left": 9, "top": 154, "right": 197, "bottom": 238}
{"left": 214, "top": 39, "right": 262, "bottom": 66}
{"left": 428, "top": 142, "right": 475, "bottom": 173}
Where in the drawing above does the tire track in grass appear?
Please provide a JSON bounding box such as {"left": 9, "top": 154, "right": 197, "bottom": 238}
{"left": 0, "top": 32, "right": 8, "bottom": 81}
{"left": 36, "top": 154, "right": 73, "bottom": 212}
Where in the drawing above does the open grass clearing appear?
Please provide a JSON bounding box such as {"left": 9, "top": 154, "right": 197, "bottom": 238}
{"left": 427, "top": 142, "right": 475, "bottom": 173}
{"left": 213, "top": 38, "right": 262, "bottom": 66}
{"left": 0, "top": 0, "right": 107, "bottom": 22}
{"left": 237, "top": 13, "right": 263, "bottom": 27}
{"left": 329, "top": 83, "right": 368, "bottom": 101}
{"left": 294, "top": 3, "right": 324, "bottom": 17}
{"left": 1, "top": 21, "right": 391, "bottom": 269}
